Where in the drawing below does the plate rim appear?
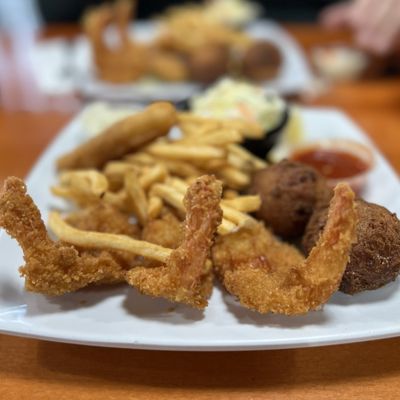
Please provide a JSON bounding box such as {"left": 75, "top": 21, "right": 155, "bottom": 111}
{"left": 1, "top": 105, "right": 399, "bottom": 351}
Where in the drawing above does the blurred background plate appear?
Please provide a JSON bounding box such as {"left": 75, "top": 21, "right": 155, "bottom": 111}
{"left": 29, "top": 20, "right": 314, "bottom": 102}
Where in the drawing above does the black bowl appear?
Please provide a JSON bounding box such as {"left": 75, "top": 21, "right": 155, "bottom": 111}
{"left": 242, "top": 106, "right": 289, "bottom": 159}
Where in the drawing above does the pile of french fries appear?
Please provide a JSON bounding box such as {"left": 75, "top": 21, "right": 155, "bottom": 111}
{"left": 51, "top": 109, "right": 266, "bottom": 237}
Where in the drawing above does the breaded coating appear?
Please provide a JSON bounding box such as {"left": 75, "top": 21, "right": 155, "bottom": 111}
{"left": 213, "top": 183, "right": 356, "bottom": 315}
{"left": 139, "top": 212, "right": 183, "bottom": 268}
{"left": 126, "top": 175, "right": 223, "bottom": 309}
{"left": 0, "top": 177, "right": 137, "bottom": 295}
{"left": 66, "top": 203, "right": 140, "bottom": 238}
{"left": 141, "top": 212, "right": 183, "bottom": 249}
{"left": 65, "top": 203, "right": 141, "bottom": 284}
{"left": 303, "top": 199, "right": 400, "bottom": 294}
{"left": 57, "top": 102, "right": 177, "bottom": 170}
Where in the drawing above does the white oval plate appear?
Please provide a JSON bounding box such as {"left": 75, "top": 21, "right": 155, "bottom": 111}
{"left": 74, "top": 20, "right": 314, "bottom": 101}
{"left": 0, "top": 106, "right": 399, "bottom": 351}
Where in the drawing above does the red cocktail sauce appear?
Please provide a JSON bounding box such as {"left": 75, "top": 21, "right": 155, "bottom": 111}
{"left": 291, "top": 148, "right": 369, "bottom": 179}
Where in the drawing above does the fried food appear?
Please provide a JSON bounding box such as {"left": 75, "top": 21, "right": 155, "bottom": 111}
{"left": 241, "top": 40, "right": 282, "bottom": 81}
{"left": 187, "top": 45, "right": 230, "bottom": 84}
{"left": 212, "top": 183, "right": 356, "bottom": 315}
{"left": 51, "top": 169, "right": 109, "bottom": 206}
{"left": 141, "top": 212, "right": 183, "bottom": 249}
{"left": 126, "top": 175, "right": 223, "bottom": 309}
{"left": 249, "top": 160, "right": 332, "bottom": 238}
{"left": 124, "top": 169, "right": 148, "bottom": 226}
{"left": 65, "top": 202, "right": 140, "bottom": 238}
{"left": 65, "top": 203, "right": 141, "bottom": 284}
{"left": 83, "top": 0, "right": 148, "bottom": 83}
{"left": 57, "top": 102, "right": 177, "bottom": 170}
{"left": 148, "top": 51, "right": 189, "bottom": 82}
{"left": 0, "top": 177, "right": 137, "bottom": 295}
{"left": 303, "top": 199, "right": 400, "bottom": 294}
{"left": 49, "top": 212, "right": 171, "bottom": 263}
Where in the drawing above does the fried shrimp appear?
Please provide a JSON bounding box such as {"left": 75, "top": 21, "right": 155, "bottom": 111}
{"left": 212, "top": 183, "right": 356, "bottom": 315}
{"left": 0, "top": 177, "right": 138, "bottom": 295}
{"left": 126, "top": 175, "right": 223, "bottom": 309}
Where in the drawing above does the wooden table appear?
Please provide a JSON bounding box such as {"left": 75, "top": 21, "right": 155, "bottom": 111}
{"left": 1, "top": 24, "right": 400, "bottom": 399}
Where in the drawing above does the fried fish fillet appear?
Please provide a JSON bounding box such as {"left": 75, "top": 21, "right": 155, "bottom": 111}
{"left": 0, "top": 177, "right": 138, "bottom": 294}
{"left": 212, "top": 183, "right": 356, "bottom": 315}
{"left": 126, "top": 175, "right": 223, "bottom": 309}
{"left": 57, "top": 102, "right": 177, "bottom": 170}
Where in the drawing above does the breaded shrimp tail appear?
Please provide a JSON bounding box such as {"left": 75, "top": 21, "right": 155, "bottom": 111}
{"left": 126, "top": 175, "right": 223, "bottom": 309}
{"left": 0, "top": 177, "right": 132, "bottom": 295}
{"left": 213, "top": 183, "right": 356, "bottom": 315}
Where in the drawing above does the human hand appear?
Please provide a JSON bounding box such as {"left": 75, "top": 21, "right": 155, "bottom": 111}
{"left": 320, "top": 0, "right": 400, "bottom": 55}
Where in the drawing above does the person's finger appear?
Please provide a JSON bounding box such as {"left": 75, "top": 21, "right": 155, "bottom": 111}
{"left": 319, "top": 2, "right": 353, "bottom": 29}
{"left": 355, "top": 0, "right": 400, "bottom": 54}
{"left": 347, "top": 0, "right": 376, "bottom": 29}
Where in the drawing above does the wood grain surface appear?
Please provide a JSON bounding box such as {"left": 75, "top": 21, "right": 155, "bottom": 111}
{"left": 1, "top": 23, "right": 400, "bottom": 400}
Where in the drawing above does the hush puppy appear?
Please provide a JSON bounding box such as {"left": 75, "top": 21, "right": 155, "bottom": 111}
{"left": 249, "top": 160, "right": 332, "bottom": 238}
{"left": 303, "top": 199, "right": 400, "bottom": 294}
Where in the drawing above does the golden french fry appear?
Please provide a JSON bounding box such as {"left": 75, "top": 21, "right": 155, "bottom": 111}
{"left": 228, "top": 144, "right": 267, "bottom": 170}
{"left": 139, "top": 163, "right": 168, "bottom": 190}
{"left": 223, "top": 189, "right": 239, "bottom": 199}
{"left": 152, "top": 183, "right": 235, "bottom": 235}
{"left": 220, "top": 204, "right": 256, "bottom": 228}
{"left": 48, "top": 211, "right": 171, "bottom": 262}
{"left": 103, "top": 161, "right": 138, "bottom": 190}
{"left": 218, "top": 219, "right": 237, "bottom": 235}
{"left": 227, "top": 152, "right": 254, "bottom": 172}
{"left": 124, "top": 170, "right": 148, "bottom": 225}
{"left": 148, "top": 143, "right": 225, "bottom": 160}
{"left": 218, "top": 167, "right": 250, "bottom": 190}
{"left": 51, "top": 169, "right": 109, "bottom": 205}
{"left": 191, "top": 158, "right": 227, "bottom": 171}
{"left": 125, "top": 152, "right": 156, "bottom": 165}
{"left": 167, "top": 177, "right": 189, "bottom": 193}
{"left": 151, "top": 183, "right": 184, "bottom": 212}
{"left": 159, "top": 159, "right": 202, "bottom": 178}
{"left": 102, "top": 190, "right": 130, "bottom": 212}
{"left": 148, "top": 196, "right": 163, "bottom": 219}
{"left": 178, "top": 120, "right": 220, "bottom": 137}
{"left": 180, "top": 128, "right": 242, "bottom": 147}
{"left": 223, "top": 195, "right": 261, "bottom": 213}
{"left": 178, "top": 113, "right": 263, "bottom": 139}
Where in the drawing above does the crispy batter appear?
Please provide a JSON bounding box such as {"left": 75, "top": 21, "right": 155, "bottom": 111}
{"left": 65, "top": 202, "right": 141, "bottom": 284}
{"left": 212, "top": 183, "right": 356, "bottom": 315}
{"left": 126, "top": 175, "right": 223, "bottom": 309}
{"left": 0, "top": 177, "right": 138, "bottom": 295}
{"left": 57, "top": 102, "right": 177, "bottom": 170}
{"left": 141, "top": 212, "right": 183, "bottom": 249}
{"left": 65, "top": 203, "right": 140, "bottom": 237}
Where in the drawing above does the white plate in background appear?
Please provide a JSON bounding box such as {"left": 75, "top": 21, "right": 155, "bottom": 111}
{"left": 0, "top": 106, "right": 399, "bottom": 351}
{"left": 30, "top": 20, "right": 314, "bottom": 101}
